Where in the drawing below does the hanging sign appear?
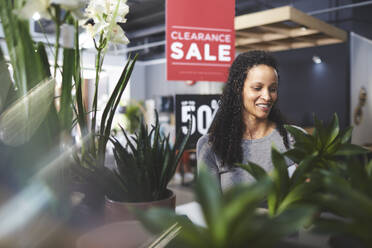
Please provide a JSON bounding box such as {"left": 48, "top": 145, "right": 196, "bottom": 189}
{"left": 166, "top": 0, "right": 235, "bottom": 82}
{"left": 175, "top": 94, "right": 221, "bottom": 150}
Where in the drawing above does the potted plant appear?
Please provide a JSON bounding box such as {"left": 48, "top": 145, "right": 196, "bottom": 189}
{"left": 0, "top": 0, "right": 140, "bottom": 228}
{"left": 105, "top": 111, "right": 190, "bottom": 222}
{"left": 237, "top": 114, "right": 370, "bottom": 216}
{"left": 137, "top": 166, "right": 316, "bottom": 248}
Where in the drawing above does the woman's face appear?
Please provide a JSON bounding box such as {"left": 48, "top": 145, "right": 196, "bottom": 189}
{"left": 242, "top": 64, "right": 278, "bottom": 121}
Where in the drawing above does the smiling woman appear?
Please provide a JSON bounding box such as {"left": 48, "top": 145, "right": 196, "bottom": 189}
{"left": 196, "top": 50, "right": 294, "bottom": 192}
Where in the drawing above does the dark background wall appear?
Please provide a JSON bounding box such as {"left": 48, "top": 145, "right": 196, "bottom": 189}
{"left": 273, "top": 42, "right": 350, "bottom": 129}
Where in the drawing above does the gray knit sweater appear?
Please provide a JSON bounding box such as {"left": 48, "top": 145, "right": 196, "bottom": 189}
{"left": 196, "top": 129, "right": 295, "bottom": 192}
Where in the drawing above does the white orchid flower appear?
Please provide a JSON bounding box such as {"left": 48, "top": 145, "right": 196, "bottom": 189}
{"left": 82, "top": 0, "right": 129, "bottom": 45}
{"left": 109, "top": 25, "right": 129, "bottom": 44}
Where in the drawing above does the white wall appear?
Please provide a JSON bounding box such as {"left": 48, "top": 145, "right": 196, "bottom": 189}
{"left": 350, "top": 32, "right": 372, "bottom": 145}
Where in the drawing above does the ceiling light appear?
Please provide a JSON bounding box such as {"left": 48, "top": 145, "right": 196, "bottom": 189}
{"left": 312, "top": 55, "right": 322, "bottom": 64}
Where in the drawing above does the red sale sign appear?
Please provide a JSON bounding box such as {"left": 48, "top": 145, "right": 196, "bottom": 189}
{"left": 166, "top": 0, "right": 235, "bottom": 82}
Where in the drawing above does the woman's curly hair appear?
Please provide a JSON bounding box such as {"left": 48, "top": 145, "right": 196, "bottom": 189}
{"left": 208, "top": 50, "right": 289, "bottom": 166}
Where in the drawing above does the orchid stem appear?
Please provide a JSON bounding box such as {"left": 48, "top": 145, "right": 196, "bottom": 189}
{"left": 91, "top": 32, "right": 105, "bottom": 156}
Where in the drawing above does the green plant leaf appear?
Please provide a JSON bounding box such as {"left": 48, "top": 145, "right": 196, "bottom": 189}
{"left": 290, "top": 155, "right": 316, "bottom": 187}
{"left": 324, "top": 113, "right": 340, "bottom": 148}
{"left": 136, "top": 208, "right": 211, "bottom": 247}
{"left": 313, "top": 115, "right": 327, "bottom": 149}
{"left": 284, "top": 125, "right": 315, "bottom": 153}
{"left": 283, "top": 149, "right": 307, "bottom": 164}
{"left": 333, "top": 144, "right": 370, "bottom": 156}
{"left": 340, "top": 126, "right": 353, "bottom": 144}
{"left": 0, "top": 48, "right": 14, "bottom": 113}
{"left": 0, "top": 78, "right": 55, "bottom": 146}
{"left": 194, "top": 165, "right": 222, "bottom": 237}
{"left": 276, "top": 182, "right": 319, "bottom": 214}
{"left": 271, "top": 147, "right": 290, "bottom": 196}
{"left": 222, "top": 178, "right": 272, "bottom": 233}
{"left": 59, "top": 47, "right": 75, "bottom": 131}
{"left": 236, "top": 162, "right": 268, "bottom": 181}
{"left": 98, "top": 54, "right": 138, "bottom": 165}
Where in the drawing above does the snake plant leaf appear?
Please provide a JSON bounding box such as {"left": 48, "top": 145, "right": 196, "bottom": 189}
{"left": 236, "top": 162, "right": 268, "bottom": 181}
{"left": 108, "top": 109, "right": 190, "bottom": 202}
{"left": 333, "top": 143, "right": 370, "bottom": 156}
{"left": 99, "top": 55, "right": 138, "bottom": 164}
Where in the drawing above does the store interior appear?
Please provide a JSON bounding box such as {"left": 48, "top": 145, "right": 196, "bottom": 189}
{"left": 1, "top": 0, "right": 372, "bottom": 247}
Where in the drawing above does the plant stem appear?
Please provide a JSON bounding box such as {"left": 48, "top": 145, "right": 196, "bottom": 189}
{"left": 91, "top": 32, "right": 105, "bottom": 157}
{"left": 53, "top": 6, "right": 61, "bottom": 77}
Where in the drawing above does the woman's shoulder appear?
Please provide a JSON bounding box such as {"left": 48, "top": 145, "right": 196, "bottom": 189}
{"left": 196, "top": 134, "right": 219, "bottom": 164}
{"left": 196, "top": 134, "right": 211, "bottom": 150}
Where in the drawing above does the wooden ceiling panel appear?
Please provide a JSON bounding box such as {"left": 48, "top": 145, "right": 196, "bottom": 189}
{"left": 235, "top": 6, "right": 347, "bottom": 52}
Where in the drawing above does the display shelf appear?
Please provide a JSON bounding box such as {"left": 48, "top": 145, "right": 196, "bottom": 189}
{"left": 235, "top": 6, "right": 348, "bottom": 52}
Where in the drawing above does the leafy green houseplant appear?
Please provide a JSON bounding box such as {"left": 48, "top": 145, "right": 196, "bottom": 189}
{"left": 0, "top": 0, "right": 62, "bottom": 188}
{"left": 0, "top": 0, "right": 138, "bottom": 226}
{"left": 74, "top": 112, "right": 190, "bottom": 221}
{"left": 137, "top": 114, "right": 371, "bottom": 248}
{"left": 238, "top": 114, "right": 370, "bottom": 216}
{"left": 307, "top": 157, "right": 372, "bottom": 247}
{"left": 238, "top": 148, "right": 320, "bottom": 217}
{"left": 109, "top": 112, "right": 190, "bottom": 202}
{"left": 138, "top": 166, "right": 315, "bottom": 248}
{"left": 283, "top": 114, "right": 369, "bottom": 171}
{"left": 0, "top": 0, "right": 134, "bottom": 176}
